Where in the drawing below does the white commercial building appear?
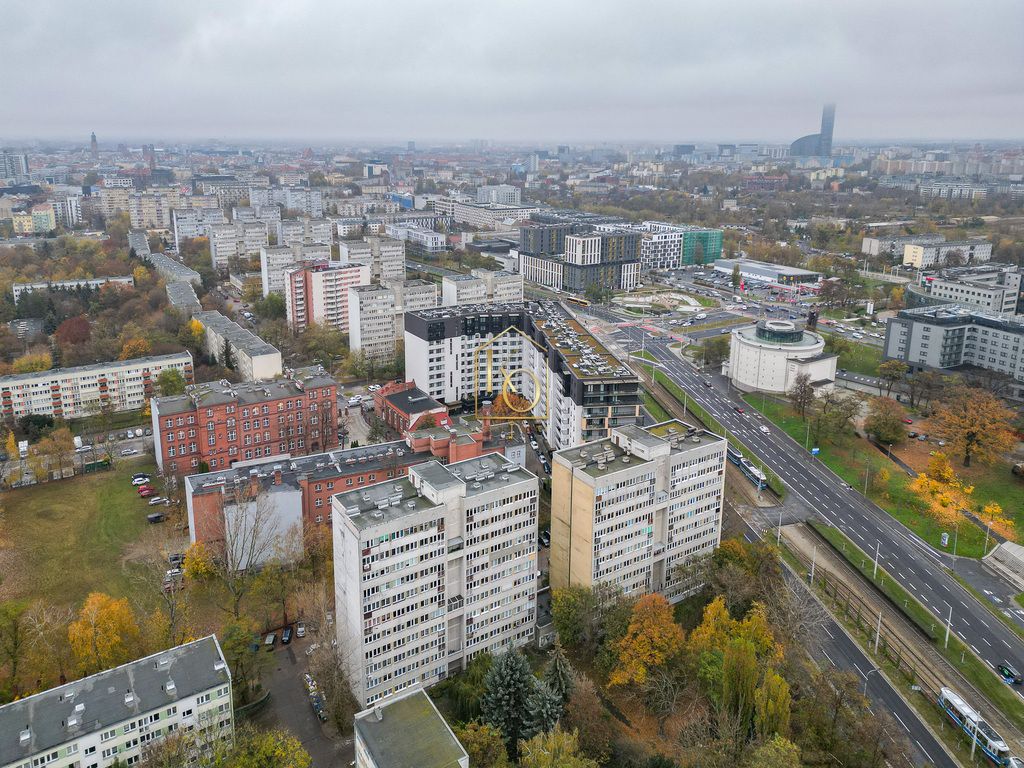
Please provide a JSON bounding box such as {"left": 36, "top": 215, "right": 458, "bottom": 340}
{"left": 194, "top": 311, "right": 282, "bottom": 382}
{"left": 903, "top": 239, "right": 994, "bottom": 269}
{"left": 551, "top": 421, "right": 727, "bottom": 601}
{"left": 0, "top": 636, "right": 233, "bottom": 768}
{"left": 349, "top": 285, "right": 397, "bottom": 363}
{"left": 0, "top": 352, "right": 193, "bottom": 421}
{"left": 726, "top": 320, "right": 837, "bottom": 394}
{"left": 285, "top": 261, "right": 372, "bottom": 333}
{"left": 333, "top": 454, "right": 538, "bottom": 706}
{"left": 441, "top": 275, "right": 486, "bottom": 306}
{"left": 476, "top": 184, "right": 521, "bottom": 205}
{"left": 913, "top": 264, "right": 1022, "bottom": 315}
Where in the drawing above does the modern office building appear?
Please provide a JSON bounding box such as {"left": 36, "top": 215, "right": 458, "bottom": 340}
{"left": 353, "top": 688, "right": 468, "bottom": 768}
{"left": 518, "top": 229, "right": 641, "bottom": 293}
{"left": 404, "top": 301, "right": 642, "bottom": 449}
{"left": 726, "top": 320, "right": 837, "bottom": 394}
{"left": 713, "top": 258, "right": 822, "bottom": 286}
{"left": 193, "top": 311, "right": 282, "bottom": 382}
{"left": 790, "top": 103, "right": 836, "bottom": 157}
{"left": 476, "top": 184, "right": 521, "bottom": 205}
{"left": 0, "top": 352, "right": 193, "bottom": 421}
{"left": 884, "top": 305, "right": 1024, "bottom": 398}
{"left": 152, "top": 366, "right": 337, "bottom": 475}
{"left": 333, "top": 454, "right": 538, "bottom": 706}
{"left": 906, "top": 264, "right": 1023, "bottom": 315}
{"left": 349, "top": 285, "right": 398, "bottom": 363}
{"left": 902, "top": 240, "right": 994, "bottom": 269}
{"left": 0, "top": 636, "right": 232, "bottom": 768}
{"left": 550, "top": 420, "right": 727, "bottom": 601}
{"left": 284, "top": 261, "right": 372, "bottom": 333}
{"left": 602, "top": 221, "right": 723, "bottom": 270}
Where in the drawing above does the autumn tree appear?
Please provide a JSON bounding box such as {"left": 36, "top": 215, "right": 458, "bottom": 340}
{"left": 749, "top": 735, "right": 801, "bottom": 768}
{"left": 787, "top": 372, "right": 815, "bottom": 419}
{"left": 563, "top": 674, "right": 613, "bottom": 764}
{"left": 0, "top": 601, "right": 29, "bottom": 697}
{"left": 68, "top": 592, "right": 141, "bottom": 674}
{"left": 119, "top": 337, "right": 152, "bottom": 360}
{"left": 808, "top": 389, "right": 860, "bottom": 446}
{"left": 157, "top": 368, "right": 186, "bottom": 396}
{"left": 22, "top": 603, "right": 74, "bottom": 688}
{"left": 12, "top": 350, "right": 52, "bottom": 373}
{"left": 454, "top": 723, "right": 511, "bottom": 768}
{"left": 551, "top": 586, "right": 598, "bottom": 652}
{"left": 863, "top": 397, "right": 907, "bottom": 445}
{"left": 722, "top": 638, "right": 759, "bottom": 732}
{"left": 608, "top": 593, "right": 684, "bottom": 687}
{"left": 755, "top": 668, "right": 792, "bottom": 739}
{"left": 54, "top": 315, "right": 91, "bottom": 347}
{"left": 933, "top": 385, "right": 1015, "bottom": 467}
{"left": 875, "top": 359, "right": 909, "bottom": 397}
{"left": 701, "top": 336, "right": 730, "bottom": 369}
{"left": 518, "top": 725, "right": 599, "bottom": 768}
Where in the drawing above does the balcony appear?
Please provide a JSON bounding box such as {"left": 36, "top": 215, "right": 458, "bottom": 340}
{"left": 447, "top": 595, "right": 464, "bottom": 612}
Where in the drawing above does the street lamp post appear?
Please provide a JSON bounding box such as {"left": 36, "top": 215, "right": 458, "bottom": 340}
{"left": 944, "top": 602, "right": 953, "bottom": 649}
{"left": 861, "top": 666, "right": 880, "bottom": 696}
{"left": 872, "top": 540, "right": 881, "bottom": 580}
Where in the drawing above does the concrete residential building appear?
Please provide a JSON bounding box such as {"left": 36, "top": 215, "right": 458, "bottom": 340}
{"left": 349, "top": 285, "right": 397, "bottom": 363}
{"left": 861, "top": 233, "right": 945, "bottom": 257}
{"left": 884, "top": 305, "right": 1024, "bottom": 399}
{"left": 193, "top": 311, "right": 282, "bottom": 382}
{"left": 902, "top": 239, "right": 994, "bottom": 269}
{"left": 404, "top": 301, "right": 641, "bottom": 449}
{"left": 366, "top": 236, "right": 406, "bottom": 284}
{"left": 353, "top": 688, "right": 468, "bottom": 768}
{"left": 166, "top": 281, "right": 202, "bottom": 315}
{"left": 550, "top": 420, "right": 727, "bottom": 601}
{"left": 726, "top": 320, "right": 837, "bottom": 394}
{"left": 476, "top": 184, "right": 521, "bottom": 205}
{"left": 152, "top": 366, "right": 337, "bottom": 474}
{"left": 0, "top": 636, "right": 233, "bottom": 768}
{"left": 435, "top": 198, "right": 539, "bottom": 230}
{"left": 172, "top": 207, "right": 227, "bottom": 249}
{"left": 333, "top": 454, "right": 538, "bottom": 706}
{"left": 250, "top": 186, "right": 324, "bottom": 218}
{"left": 277, "top": 217, "right": 334, "bottom": 247}
{"left": 11, "top": 276, "right": 134, "bottom": 302}
{"left": 208, "top": 222, "right": 269, "bottom": 269}
{"left": 0, "top": 352, "right": 193, "bottom": 421}
{"left": 471, "top": 269, "right": 524, "bottom": 303}
{"left": 285, "top": 261, "right": 372, "bottom": 333}
{"left": 605, "top": 222, "right": 724, "bottom": 270}
{"left": 383, "top": 223, "right": 447, "bottom": 258}
{"left": 390, "top": 279, "right": 437, "bottom": 339}
{"left": 441, "top": 275, "right": 487, "bottom": 306}
{"left": 232, "top": 204, "right": 281, "bottom": 233}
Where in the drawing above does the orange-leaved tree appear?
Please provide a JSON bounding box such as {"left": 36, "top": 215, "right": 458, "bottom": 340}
{"left": 933, "top": 386, "right": 1015, "bottom": 467}
{"left": 68, "top": 592, "right": 141, "bottom": 674}
{"left": 119, "top": 337, "right": 152, "bottom": 360}
{"left": 608, "top": 593, "right": 684, "bottom": 687}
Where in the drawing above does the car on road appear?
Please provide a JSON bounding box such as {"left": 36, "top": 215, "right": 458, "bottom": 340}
{"left": 296, "top": 622, "right": 306, "bottom": 638}
{"left": 703, "top": 378, "right": 713, "bottom": 387}
{"left": 734, "top": 406, "right": 745, "bottom": 414}
{"left": 282, "top": 626, "right": 293, "bottom": 644}
{"left": 530, "top": 440, "right": 538, "bottom": 450}
{"left": 146, "top": 512, "right": 166, "bottom": 523}
{"left": 759, "top": 425, "right": 770, "bottom": 435}
{"left": 997, "top": 662, "right": 1022, "bottom": 684}
{"left": 540, "top": 529, "right": 551, "bottom": 547}
{"left": 120, "top": 448, "right": 140, "bottom": 456}
{"left": 719, "top": 328, "right": 730, "bottom": 334}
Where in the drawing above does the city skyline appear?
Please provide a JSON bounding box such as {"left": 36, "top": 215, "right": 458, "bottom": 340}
{"left": 1, "top": 0, "right": 1022, "bottom": 144}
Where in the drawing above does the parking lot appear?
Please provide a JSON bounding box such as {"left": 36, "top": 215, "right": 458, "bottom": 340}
{"left": 253, "top": 634, "right": 353, "bottom": 768}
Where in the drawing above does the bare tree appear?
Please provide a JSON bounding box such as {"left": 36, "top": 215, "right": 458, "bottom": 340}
{"left": 22, "top": 603, "right": 75, "bottom": 687}
{"left": 638, "top": 666, "right": 691, "bottom": 736}
{"left": 127, "top": 529, "right": 192, "bottom": 648}
{"left": 764, "top": 576, "right": 829, "bottom": 650}
{"left": 788, "top": 372, "right": 816, "bottom": 419}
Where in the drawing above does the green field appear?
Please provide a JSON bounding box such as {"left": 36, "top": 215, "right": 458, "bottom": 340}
{"left": 746, "top": 395, "right": 990, "bottom": 557}
{"left": 821, "top": 332, "right": 884, "bottom": 375}
{"left": 0, "top": 459, "right": 159, "bottom": 605}
{"left": 641, "top": 389, "right": 670, "bottom": 423}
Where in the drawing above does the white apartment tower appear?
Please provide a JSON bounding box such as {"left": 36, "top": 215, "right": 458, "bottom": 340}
{"left": 333, "top": 455, "right": 539, "bottom": 706}
{"left": 550, "top": 421, "right": 727, "bottom": 601}
{"left": 349, "top": 285, "right": 397, "bottom": 363}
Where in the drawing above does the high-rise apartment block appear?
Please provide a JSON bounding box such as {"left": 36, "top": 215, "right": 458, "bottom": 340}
{"left": 152, "top": 366, "right": 338, "bottom": 475}
{"left": 333, "top": 454, "right": 539, "bottom": 706}
{"left": 404, "top": 302, "right": 641, "bottom": 450}
{"left": 278, "top": 217, "right": 334, "bottom": 247}
{"left": 250, "top": 186, "right": 324, "bottom": 218}
{"left": 349, "top": 285, "right": 398, "bottom": 363}
{"left": 550, "top": 420, "right": 727, "bottom": 600}
{"left": 441, "top": 275, "right": 486, "bottom": 305}
{"left": 0, "top": 636, "right": 233, "bottom": 768}
{"left": 172, "top": 207, "right": 228, "bottom": 249}
{"left": 517, "top": 223, "right": 642, "bottom": 293}
{"left": 208, "top": 222, "right": 269, "bottom": 269}
{"left": 471, "top": 269, "right": 524, "bottom": 303}
{"left": 0, "top": 150, "right": 29, "bottom": 179}
{"left": 285, "top": 261, "right": 372, "bottom": 333}
{"left": 339, "top": 237, "right": 405, "bottom": 284}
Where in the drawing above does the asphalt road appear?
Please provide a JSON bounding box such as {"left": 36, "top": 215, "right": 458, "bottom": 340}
{"left": 734, "top": 521, "right": 955, "bottom": 768}
{"left": 610, "top": 325, "right": 1024, "bottom": 703}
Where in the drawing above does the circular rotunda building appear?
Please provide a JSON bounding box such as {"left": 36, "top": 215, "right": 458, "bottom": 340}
{"left": 726, "top": 320, "right": 837, "bottom": 394}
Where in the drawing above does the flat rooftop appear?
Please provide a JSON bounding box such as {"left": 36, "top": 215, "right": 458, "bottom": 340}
{"left": 155, "top": 366, "right": 334, "bottom": 415}
{"left": 0, "top": 637, "right": 228, "bottom": 767}
{"left": 354, "top": 689, "right": 467, "bottom": 768}
{"left": 195, "top": 311, "right": 279, "bottom": 356}
{"left": 0, "top": 351, "right": 191, "bottom": 385}
{"left": 714, "top": 258, "right": 820, "bottom": 277}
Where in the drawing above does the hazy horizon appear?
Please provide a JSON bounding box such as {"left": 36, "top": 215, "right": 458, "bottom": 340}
{"left": 2, "top": 0, "right": 1022, "bottom": 145}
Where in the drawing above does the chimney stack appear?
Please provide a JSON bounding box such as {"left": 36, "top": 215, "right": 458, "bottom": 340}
{"left": 248, "top": 468, "right": 259, "bottom": 495}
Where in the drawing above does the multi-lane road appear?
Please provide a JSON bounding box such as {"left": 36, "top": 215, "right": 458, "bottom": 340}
{"left": 606, "top": 322, "right": 1024, "bottom": 704}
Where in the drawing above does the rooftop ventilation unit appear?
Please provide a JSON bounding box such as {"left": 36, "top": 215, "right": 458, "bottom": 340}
{"left": 124, "top": 691, "right": 136, "bottom": 706}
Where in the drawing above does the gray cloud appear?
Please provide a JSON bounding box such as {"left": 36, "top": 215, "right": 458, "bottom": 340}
{"left": 2, "top": 0, "right": 1022, "bottom": 144}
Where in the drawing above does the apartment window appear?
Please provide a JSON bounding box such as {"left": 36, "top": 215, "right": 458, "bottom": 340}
{"left": 101, "top": 729, "right": 117, "bottom": 742}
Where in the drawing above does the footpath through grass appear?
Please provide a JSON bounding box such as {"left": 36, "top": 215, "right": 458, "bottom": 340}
{"left": 0, "top": 460, "right": 157, "bottom": 605}
{"left": 810, "top": 521, "right": 1024, "bottom": 735}
{"left": 746, "top": 395, "right": 989, "bottom": 558}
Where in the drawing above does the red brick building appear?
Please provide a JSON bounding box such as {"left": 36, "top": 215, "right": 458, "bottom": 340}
{"left": 183, "top": 417, "right": 526, "bottom": 558}
{"left": 373, "top": 380, "right": 449, "bottom": 435}
{"left": 152, "top": 366, "right": 339, "bottom": 476}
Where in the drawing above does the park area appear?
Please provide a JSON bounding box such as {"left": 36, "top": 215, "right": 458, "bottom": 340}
{"left": 744, "top": 394, "right": 1024, "bottom": 558}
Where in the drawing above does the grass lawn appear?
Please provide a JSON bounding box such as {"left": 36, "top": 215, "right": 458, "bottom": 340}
{"left": 0, "top": 459, "right": 159, "bottom": 605}
{"left": 821, "top": 332, "right": 883, "bottom": 375}
{"left": 642, "top": 389, "right": 671, "bottom": 423}
{"left": 633, "top": 349, "right": 657, "bottom": 362}
{"left": 746, "top": 395, "right": 990, "bottom": 557}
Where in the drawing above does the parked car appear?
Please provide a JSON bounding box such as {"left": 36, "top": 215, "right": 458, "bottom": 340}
{"left": 902, "top": 418, "right": 913, "bottom": 424}
{"left": 264, "top": 632, "right": 277, "bottom": 649}
{"left": 148, "top": 496, "right": 168, "bottom": 506}
{"left": 540, "top": 529, "right": 551, "bottom": 547}
{"left": 296, "top": 622, "right": 306, "bottom": 638}
{"left": 168, "top": 553, "right": 185, "bottom": 567}
{"left": 146, "top": 512, "right": 166, "bottom": 523}
{"left": 139, "top": 489, "right": 157, "bottom": 498}
{"left": 303, "top": 673, "right": 317, "bottom": 693}
{"left": 132, "top": 476, "right": 152, "bottom": 486}
{"left": 121, "top": 448, "right": 140, "bottom": 456}
{"left": 367, "top": 384, "right": 381, "bottom": 392}
{"left": 282, "top": 626, "right": 293, "bottom": 644}
{"left": 144, "top": 428, "right": 152, "bottom": 436}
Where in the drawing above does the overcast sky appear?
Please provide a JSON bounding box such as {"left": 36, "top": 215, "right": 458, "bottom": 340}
{"left": 3, "top": 0, "right": 1022, "bottom": 145}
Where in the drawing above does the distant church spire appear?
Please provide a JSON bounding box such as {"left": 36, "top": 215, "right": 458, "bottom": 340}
{"left": 90, "top": 132, "right": 98, "bottom": 159}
